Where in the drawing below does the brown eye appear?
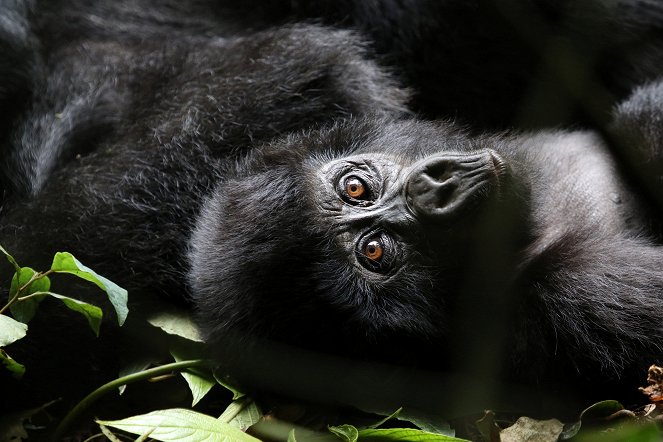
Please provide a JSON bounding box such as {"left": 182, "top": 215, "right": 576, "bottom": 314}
{"left": 344, "top": 176, "right": 366, "bottom": 199}
{"left": 356, "top": 231, "right": 395, "bottom": 273}
{"left": 364, "top": 239, "right": 383, "bottom": 261}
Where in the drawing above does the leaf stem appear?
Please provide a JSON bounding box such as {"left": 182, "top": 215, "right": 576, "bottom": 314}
{"left": 51, "top": 359, "right": 210, "bottom": 441}
{"left": 0, "top": 270, "right": 53, "bottom": 315}
{"left": 17, "top": 290, "right": 51, "bottom": 302}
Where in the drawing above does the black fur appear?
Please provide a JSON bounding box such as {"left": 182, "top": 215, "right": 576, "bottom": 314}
{"left": 0, "top": 2, "right": 409, "bottom": 414}
{"left": 213, "top": 0, "right": 663, "bottom": 128}
{"left": 190, "top": 118, "right": 663, "bottom": 408}
{"left": 21, "top": 0, "right": 663, "bottom": 128}
{"left": 2, "top": 0, "right": 663, "bottom": 423}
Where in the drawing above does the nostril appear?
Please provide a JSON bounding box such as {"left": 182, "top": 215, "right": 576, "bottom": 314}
{"left": 423, "top": 162, "right": 452, "bottom": 182}
{"left": 418, "top": 172, "right": 455, "bottom": 193}
{"left": 406, "top": 171, "right": 457, "bottom": 216}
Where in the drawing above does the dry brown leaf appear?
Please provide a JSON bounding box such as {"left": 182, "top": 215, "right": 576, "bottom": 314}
{"left": 639, "top": 365, "right": 663, "bottom": 402}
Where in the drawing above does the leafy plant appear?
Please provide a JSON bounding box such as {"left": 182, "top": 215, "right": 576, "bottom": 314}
{"left": 0, "top": 246, "right": 128, "bottom": 376}
{"left": 4, "top": 247, "right": 662, "bottom": 442}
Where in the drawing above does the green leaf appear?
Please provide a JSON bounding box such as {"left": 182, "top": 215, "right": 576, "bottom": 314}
{"left": 0, "top": 349, "right": 25, "bottom": 378}
{"left": 218, "top": 398, "right": 262, "bottom": 430}
{"left": 9, "top": 267, "right": 50, "bottom": 323}
{"left": 50, "top": 252, "right": 128, "bottom": 325}
{"left": 0, "top": 314, "right": 28, "bottom": 346}
{"left": 287, "top": 429, "right": 297, "bottom": 442}
{"left": 48, "top": 293, "right": 103, "bottom": 336}
{"left": 171, "top": 351, "right": 215, "bottom": 406}
{"left": 11, "top": 292, "right": 47, "bottom": 324}
{"left": 97, "top": 408, "right": 261, "bottom": 442}
{"left": 9, "top": 267, "right": 47, "bottom": 296}
{"left": 183, "top": 370, "right": 215, "bottom": 407}
{"left": 560, "top": 400, "right": 625, "bottom": 440}
{"left": 0, "top": 245, "right": 20, "bottom": 273}
{"left": 330, "top": 424, "right": 359, "bottom": 442}
{"left": 147, "top": 310, "right": 203, "bottom": 342}
{"left": 357, "top": 428, "right": 470, "bottom": 442}
{"left": 578, "top": 400, "right": 625, "bottom": 420}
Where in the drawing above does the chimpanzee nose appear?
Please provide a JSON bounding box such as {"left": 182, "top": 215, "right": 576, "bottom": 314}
{"left": 404, "top": 150, "right": 502, "bottom": 221}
